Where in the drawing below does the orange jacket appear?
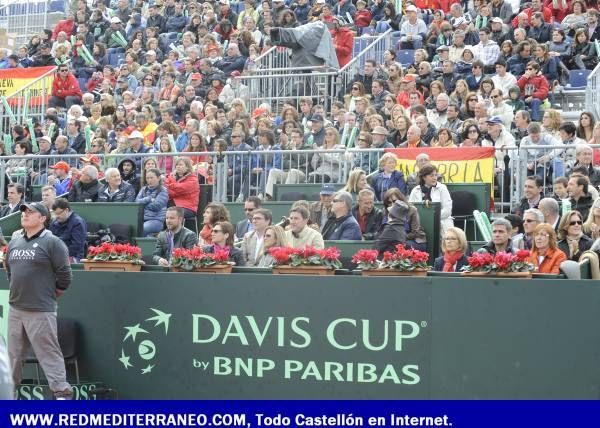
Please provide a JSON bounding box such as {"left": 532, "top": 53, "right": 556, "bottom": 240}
{"left": 530, "top": 247, "right": 567, "bottom": 274}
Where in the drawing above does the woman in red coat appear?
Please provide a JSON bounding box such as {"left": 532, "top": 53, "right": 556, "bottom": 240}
{"left": 530, "top": 223, "right": 568, "bottom": 274}
{"left": 164, "top": 157, "right": 200, "bottom": 221}
{"left": 49, "top": 65, "right": 82, "bottom": 109}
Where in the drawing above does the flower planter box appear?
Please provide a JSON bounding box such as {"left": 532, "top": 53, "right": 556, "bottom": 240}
{"left": 82, "top": 260, "right": 142, "bottom": 272}
{"left": 171, "top": 265, "right": 232, "bottom": 274}
{"left": 462, "top": 271, "right": 532, "bottom": 278}
{"left": 361, "top": 269, "right": 428, "bottom": 277}
{"left": 272, "top": 265, "right": 335, "bottom": 276}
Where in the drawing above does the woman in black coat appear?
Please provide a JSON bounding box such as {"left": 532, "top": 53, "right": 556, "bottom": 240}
{"left": 433, "top": 227, "right": 470, "bottom": 272}
{"left": 203, "top": 221, "right": 246, "bottom": 266}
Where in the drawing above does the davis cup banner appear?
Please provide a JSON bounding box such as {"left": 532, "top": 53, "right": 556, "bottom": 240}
{"left": 387, "top": 147, "right": 496, "bottom": 189}
{"left": 0, "top": 66, "right": 55, "bottom": 102}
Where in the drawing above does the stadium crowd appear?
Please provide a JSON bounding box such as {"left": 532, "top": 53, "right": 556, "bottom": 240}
{"left": 1, "top": 0, "right": 600, "bottom": 273}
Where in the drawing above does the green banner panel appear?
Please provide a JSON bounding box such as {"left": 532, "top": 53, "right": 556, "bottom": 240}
{"left": 0, "top": 273, "right": 599, "bottom": 399}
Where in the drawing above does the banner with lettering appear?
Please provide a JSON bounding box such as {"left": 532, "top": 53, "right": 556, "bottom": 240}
{"left": 386, "top": 147, "right": 496, "bottom": 189}
{"left": 0, "top": 66, "right": 55, "bottom": 104}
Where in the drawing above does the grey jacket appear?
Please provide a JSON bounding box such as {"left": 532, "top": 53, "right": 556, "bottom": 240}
{"left": 152, "top": 227, "right": 198, "bottom": 264}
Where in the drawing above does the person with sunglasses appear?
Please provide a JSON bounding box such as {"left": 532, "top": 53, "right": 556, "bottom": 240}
{"left": 49, "top": 65, "right": 82, "bottom": 110}
{"left": 516, "top": 61, "right": 549, "bottom": 121}
{"left": 203, "top": 221, "right": 245, "bottom": 266}
{"left": 513, "top": 208, "right": 543, "bottom": 251}
{"left": 558, "top": 210, "right": 593, "bottom": 262}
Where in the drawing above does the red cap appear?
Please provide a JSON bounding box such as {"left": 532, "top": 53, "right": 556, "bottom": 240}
{"left": 230, "top": 70, "right": 241, "bottom": 78}
{"left": 191, "top": 73, "right": 201, "bottom": 80}
{"left": 50, "top": 161, "right": 70, "bottom": 172}
{"left": 252, "top": 108, "right": 267, "bottom": 119}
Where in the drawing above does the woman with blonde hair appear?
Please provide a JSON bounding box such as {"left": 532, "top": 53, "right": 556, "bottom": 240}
{"left": 542, "top": 109, "right": 562, "bottom": 141}
{"left": 583, "top": 199, "right": 600, "bottom": 240}
{"left": 530, "top": 223, "right": 567, "bottom": 274}
{"left": 371, "top": 152, "right": 407, "bottom": 201}
{"left": 557, "top": 210, "right": 593, "bottom": 261}
{"left": 342, "top": 169, "right": 370, "bottom": 200}
{"left": 255, "top": 225, "right": 289, "bottom": 267}
{"left": 308, "top": 127, "right": 345, "bottom": 183}
{"left": 433, "top": 227, "right": 469, "bottom": 272}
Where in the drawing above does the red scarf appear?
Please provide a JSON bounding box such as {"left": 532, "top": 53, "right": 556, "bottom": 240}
{"left": 199, "top": 224, "right": 212, "bottom": 244}
{"left": 443, "top": 251, "right": 464, "bottom": 272}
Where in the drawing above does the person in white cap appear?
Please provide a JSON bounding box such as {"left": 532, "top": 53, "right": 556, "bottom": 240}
{"left": 102, "top": 16, "right": 126, "bottom": 51}
{"left": 399, "top": 5, "right": 427, "bottom": 49}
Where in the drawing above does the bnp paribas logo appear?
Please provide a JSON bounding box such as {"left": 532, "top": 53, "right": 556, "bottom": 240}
{"left": 118, "top": 308, "right": 171, "bottom": 375}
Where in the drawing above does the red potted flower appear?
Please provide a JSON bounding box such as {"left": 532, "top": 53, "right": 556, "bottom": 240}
{"left": 462, "top": 250, "right": 534, "bottom": 277}
{"left": 354, "top": 245, "right": 430, "bottom": 276}
{"left": 83, "top": 242, "right": 144, "bottom": 271}
{"left": 269, "top": 246, "right": 341, "bottom": 275}
{"left": 170, "top": 247, "right": 232, "bottom": 274}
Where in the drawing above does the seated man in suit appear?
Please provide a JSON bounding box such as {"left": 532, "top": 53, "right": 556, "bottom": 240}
{"left": 0, "top": 183, "right": 25, "bottom": 218}
{"left": 236, "top": 196, "right": 261, "bottom": 239}
{"left": 242, "top": 208, "right": 272, "bottom": 266}
{"left": 153, "top": 207, "right": 198, "bottom": 266}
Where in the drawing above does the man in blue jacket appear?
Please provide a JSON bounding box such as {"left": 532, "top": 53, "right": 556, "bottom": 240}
{"left": 49, "top": 198, "right": 87, "bottom": 263}
{"left": 321, "top": 191, "right": 362, "bottom": 241}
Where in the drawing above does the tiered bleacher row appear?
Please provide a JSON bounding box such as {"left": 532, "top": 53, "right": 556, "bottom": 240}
{"left": 0, "top": 0, "right": 599, "bottom": 275}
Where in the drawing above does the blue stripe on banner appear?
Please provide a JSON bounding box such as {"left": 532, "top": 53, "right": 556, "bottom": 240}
{"left": 0, "top": 401, "right": 599, "bottom": 427}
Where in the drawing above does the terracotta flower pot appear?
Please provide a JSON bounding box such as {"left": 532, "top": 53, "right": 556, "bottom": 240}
{"left": 272, "top": 265, "right": 335, "bottom": 276}
{"left": 461, "top": 271, "right": 532, "bottom": 278}
{"left": 361, "top": 269, "right": 428, "bottom": 277}
{"left": 82, "top": 260, "right": 142, "bottom": 272}
{"left": 171, "top": 265, "right": 232, "bottom": 274}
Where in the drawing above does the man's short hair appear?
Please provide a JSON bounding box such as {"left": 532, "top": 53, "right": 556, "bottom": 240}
{"left": 167, "top": 206, "right": 185, "bottom": 218}
{"left": 52, "top": 198, "right": 71, "bottom": 211}
{"left": 527, "top": 121, "right": 541, "bottom": 134}
{"left": 576, "top": 144, "right": 593, "bottom": 155}
{"left": 41, "top": 185, "right": 56, "bottom": 195}
{"left": 491, "top": 218, "right": 512, "bottom": 232}
{"left": 572, "top": 165, "right": 589, "bottom": 177}
{"left": 554, "top": 176, "right": 568, "bottom": 186}
{"left": 252, "top": 208, "right": 272, "bottom": 224}
{"left": 358, "top": 188, "right": 375, "bottom": 199}
{"left": 571, "top": 175, "right": 589, "bottom": 194}
{"left": 559, "top": 121, "right": 577, "bottom": 136}
{"left": 81, "top": 165, "right": 98, "bottom": 180}
{"left": 539, "top": 197, "right": 559, "bottom": 216}
{"left": 365, "top": 59, "right": 377, "bottom": 68}
{"left": 7, "top": 183, "right": 24, "bottom": 196}
{"left": 245, "top": 196, "right": 262, "bottom": 208}
{"left": 527, "top": 175, "right": 543, "bottom": 188}
{"left": 524, "top": 208, "right": 544, "bottom": 223}
{"left": 289, "top": 206, "right": 309, "bottom": 220}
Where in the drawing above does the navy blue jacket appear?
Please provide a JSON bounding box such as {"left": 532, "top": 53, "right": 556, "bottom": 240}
{"left": 50, "top": 212, "right": 88, "bottom": 260}
{"left": 372, "top": 170, "right": 407, "bottom": 201}
{"left": 136, "top": 185, "right": 169, "bottom": 223}
{"left": 321, "top": 214, "right": 363, "bottom": 241}
{"left": 97, "top": 181, "right": 136, "bottom": 202}
{"left": 433, "top": 255, "right": 469, "bottom": 272}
